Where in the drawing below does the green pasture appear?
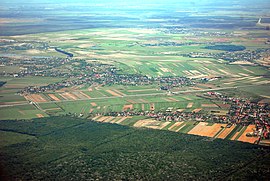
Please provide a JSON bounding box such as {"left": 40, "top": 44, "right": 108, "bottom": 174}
{"left": 0, "top": 131, "right": 36, "bottom": 148}
{"left": 0, "top": 105, "right": 47, "bottom": 120}
{"left": 0, "top": 92, "right": 26, "bottom": 102}
{"left": 0, "top": 76, "right": 63, "bottom": 87}
{"left": 0, "top": 66, "right": 20, "bottom": 73}
{"left": 0, "top": 91, "right": 228, "bottom": 120}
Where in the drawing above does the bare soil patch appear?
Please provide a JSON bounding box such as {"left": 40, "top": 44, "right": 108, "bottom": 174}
{"left": 30, "top": 94, "right": 47, "bottom": 103}
{"left": 187, "top": 102, "right": 193, "bottom": 108}
{"left": 127, "top": 89, "right": 156, "bottom": 93}
{"left": 106, "top": 90, "right": 121, "bottom": 97}
{"left": 48, "top": 94, "right": 60, "bottom": 101}
{"left": 217, "top": 125, "right": 236, "bottom": 139}
{"left": 91, "top": 102, "right": 97, "bottom": 106}
{"left": 168, "top": 122, "right": 184, "bottom": 131}
{"left": 122, "top": 104, "right": 133, "bottom": 111}
{"left": 192, "top": 108, "right": 202, "bottom": 113}
{"left": 115, "top": 116, "right": 132, "bottom": 124}
{"left": 201, "top": 104, "right": 218, "bottom": 108}
{"left": 188, "top": 122, "right": 226, "bottom": 137}
{"left": 237, "top": 125, "right": 258, "bottom": 143}
{"left": 36, "top": 114, "right": 44, "bottom": 118}
{"left": 141, "top": 104, "right": 145, "bottom": 111}
{"left": 96, "top": 116, "right": 110, "bottom": 122}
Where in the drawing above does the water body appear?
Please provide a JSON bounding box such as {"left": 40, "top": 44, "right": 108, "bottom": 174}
{"left": 54, "top": 48, "right": 73, "bottom": 58}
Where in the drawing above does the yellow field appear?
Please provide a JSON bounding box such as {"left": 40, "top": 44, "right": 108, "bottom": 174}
{"left": 192, "top": 108, "right": 202, "bottom": 113}
{"left": 96, "top": 116, "right": 110, "bottom": 122}
{"left": 106, "top": 89, "right": 121, "bottom": 96}
{"left": 90, "top": 114, "right": 263, "bottom": 145}
{"left": 231, "top": 126, "right": 246, "bottom": 141}
{"left": 48, "top": 94, "right": 60, "bottom": 101}
{"left": 133, "top": 119, "right": 170, "bottom": 130}
{"left": 237, "top": 125, "right": 258, "bottom": 144}
{"left": 91, "top": 102, "right": 97, "bottom": 106}
{"left": 26, "top": 94, "right": 47, "bottom": 103}
{"left": 188, "top": 122, "right": 226, "bottom": 137}
{"left": 187, "top": 102, "right": 193, "bottom": 108}
{"left": 115, "top": 116, "right": 132, "bottom": 124}
{"left": 217, "top": 125, "right": 236, "bottom": 139}
{"left": 122, "top": 104, "right": 133, "bottom": 111}
{"left": 168, "top": 122, "right": 184, "bottom": 131}
{"left": 36, "top": 114, "right": 44, "bottom": 118}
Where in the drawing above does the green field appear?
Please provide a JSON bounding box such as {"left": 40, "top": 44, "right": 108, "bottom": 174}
{"left": 1, "top": 1, "right": 270, "bottom": 181}
{"left": 1, "top": 25, "right": 269, "bottom": 120}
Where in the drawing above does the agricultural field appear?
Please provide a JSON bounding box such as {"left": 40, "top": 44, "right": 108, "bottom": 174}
{"left": 3, "top": 27, "right": 270, "bottom": 78}
{"left": 1, "top": 8, "right": 270, "bottom": 119}
{"left": 1, "top": 0, "right": 270, "bottom": 180}
{"left": 24, "top": 92, "right": 228, "bottom": 117}
{"left": 1, "top": 23, "right": 270, "bottom": 120}
{"left": 91, "top": 116, "right": 263, "bottom": 145}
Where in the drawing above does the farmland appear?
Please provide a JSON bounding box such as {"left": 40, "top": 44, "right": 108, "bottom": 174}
{"left": 1, "top": 24, "right": 269, "bottom": 144}
{"left": 1, "top": 0, "right": 270, "bottom": 180}
{"left": 90, "top": 116, "right": 263, "bottom": 145}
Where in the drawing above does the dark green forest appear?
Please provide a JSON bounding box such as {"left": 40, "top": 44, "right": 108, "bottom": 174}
{"left": 205, "top": 45, "right": 246, "bottom": 52}
{"left": 0, "top": 116, "right": 269, "bottom": 180}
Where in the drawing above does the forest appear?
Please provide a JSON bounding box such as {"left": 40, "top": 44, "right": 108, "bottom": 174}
{"left": 1, "top": 116, "right": 269, "bottom": 180}
{"left": 205, "top": 45, "right": 246, "bottom": 52}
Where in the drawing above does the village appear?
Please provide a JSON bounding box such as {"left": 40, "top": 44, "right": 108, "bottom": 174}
{"left": 0, "top": 50, "right": 196, "bottom": 95}
{"left": 9, "top": 56, "right": 195, "bottom": 94}
{"left": 183, "top": 48, "right": 270, "bottom": 63}
{"left": 99, "top": 92, "right": 270, "bottom": 142}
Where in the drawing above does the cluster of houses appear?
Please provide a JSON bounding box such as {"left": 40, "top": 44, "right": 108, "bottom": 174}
{"left": 101, "top": 92, "right": 270, "bottom": 140}
{"left": 0, "top": 56, "right": 70, "bottom": 77}
{"left": 104, "top": 110, "right": 229, "bottom": 123}
{"left": 204, "top": 92, "right": 270, "bottom": 139}
{"left": 0, "top": 39, "right": 49, "bottom": 52}
{"left": 228, "top": 100, "right": 270, "bottom": 139}
{"left": 162, "top": 28, "right": 233, "bottom": 37}
{"left": 1, "top": 52, "right": 194, "bottom": 94}
{"left": 182, "top": 48, "right": 270, "bottom": 63}
{"left": 15, "top": 57, "right": 193, "bottom": 94}
{"left": 20, "top": 72, "right": 193, "bottom": 94}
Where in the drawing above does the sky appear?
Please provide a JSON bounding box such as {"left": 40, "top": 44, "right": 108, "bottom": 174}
{"left": 1, "top": 0, "right": 269, "bottom": 7}
{"left": 0, "top": 0, "right": 253, "bottom": 4}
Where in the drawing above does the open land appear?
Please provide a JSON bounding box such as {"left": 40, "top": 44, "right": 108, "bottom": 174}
{"left": 0, "top": 0, "right": 270, "bottom": 180}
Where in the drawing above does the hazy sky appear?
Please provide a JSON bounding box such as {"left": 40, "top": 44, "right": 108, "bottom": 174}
{"left": 0, "top": 0, "right": 263, "bottom": 4}
{"left": 1, "top": 0, "right": 269, "bottom": 7}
